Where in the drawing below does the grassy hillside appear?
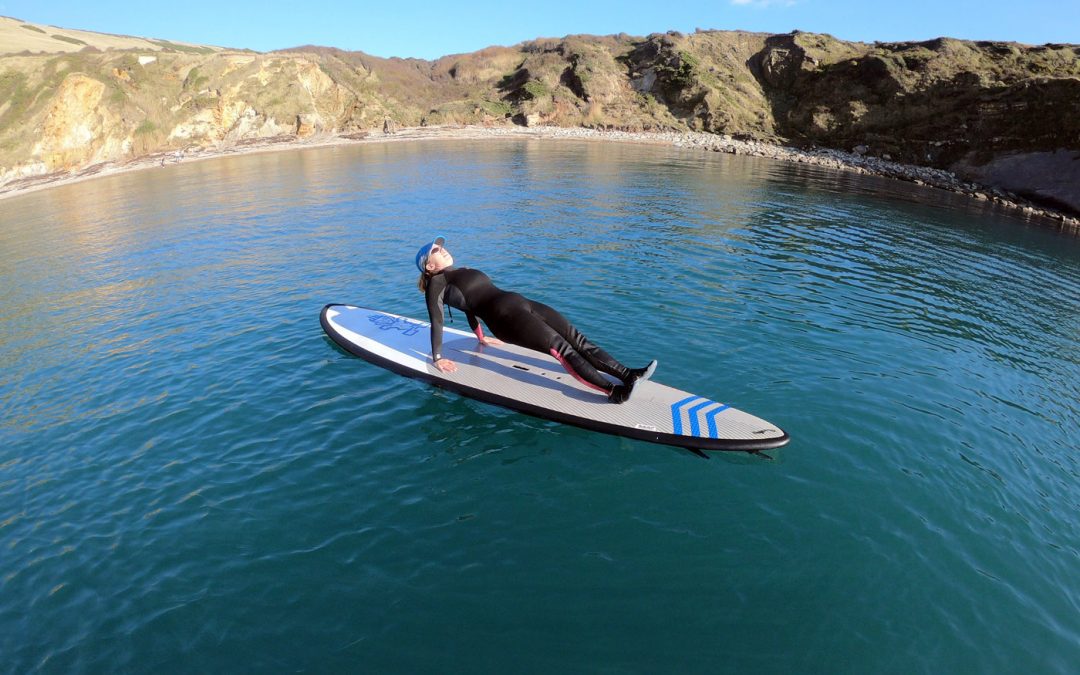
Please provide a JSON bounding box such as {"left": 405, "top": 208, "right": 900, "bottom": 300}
{"left": 0, "top": 15, "right": 227, "bottom": 55}
{"left": 1, "top": 24, "right": 1077, "bottom": 210}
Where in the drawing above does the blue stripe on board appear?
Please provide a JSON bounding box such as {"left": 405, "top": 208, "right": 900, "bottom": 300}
{"left": 671, "top": 395, "right": 701, "bottom": 436}
{"left": 686, "top": 398, "right": 715, "bottom": 437}
{"left": 705, "top": 404, "right": 731, "bottom": 439}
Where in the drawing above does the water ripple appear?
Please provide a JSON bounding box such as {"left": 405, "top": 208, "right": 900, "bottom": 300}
{"left": 1, "top": 140, "right": 1078, "bottom": 673}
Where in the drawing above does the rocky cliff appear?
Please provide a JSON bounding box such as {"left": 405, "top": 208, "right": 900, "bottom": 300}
{"left": 1, "top": 27, "right": 1078, "bottom": 214}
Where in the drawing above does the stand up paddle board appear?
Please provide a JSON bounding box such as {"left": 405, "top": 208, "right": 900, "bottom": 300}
{"left": 320, "top": 304, "right": 789, "bottom": 453}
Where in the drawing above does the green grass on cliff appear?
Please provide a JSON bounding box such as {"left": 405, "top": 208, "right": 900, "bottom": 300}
{"left": 0, "top": 70, "right": 30, "bottom": 133}
{"left": 150, "top": 40, "right": 216, "bottom": 55}
{"left": 51, "top": 34, "right": 88, "bottom": 47}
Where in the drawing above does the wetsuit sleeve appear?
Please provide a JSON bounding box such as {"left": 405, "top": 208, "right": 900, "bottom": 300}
{"left": 425, "top": 275, "right": 447, "bottom": 361}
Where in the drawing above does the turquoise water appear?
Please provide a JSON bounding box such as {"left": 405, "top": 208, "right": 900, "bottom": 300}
{"left": 1, "top": 140, "right": 1078, "bottom": 673}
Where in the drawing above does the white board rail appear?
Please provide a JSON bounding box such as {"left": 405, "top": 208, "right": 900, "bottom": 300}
{"left": 321, "top": 304, "right": 790, "bottom": 453}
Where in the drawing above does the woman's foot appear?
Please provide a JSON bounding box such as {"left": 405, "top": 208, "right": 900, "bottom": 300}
{"left": 608, "top": 383, "right": 634, "bottom": 404}
{"left": 609, "top": 360, "right": 657, "bottom": 403}
{"left": 629, "top": 360, "right": 657, "bottom": 383}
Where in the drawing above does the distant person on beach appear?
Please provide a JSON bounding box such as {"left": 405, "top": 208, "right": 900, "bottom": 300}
{"left": 415, "top": 236, "right": 656, "bottom": 403}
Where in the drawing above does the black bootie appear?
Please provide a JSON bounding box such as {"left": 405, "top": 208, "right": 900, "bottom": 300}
{"left": 608, "top": 383, "right": 633, "bottom": 404}
{"left": 627, "top": 360, "right": 657, "bottom": 384}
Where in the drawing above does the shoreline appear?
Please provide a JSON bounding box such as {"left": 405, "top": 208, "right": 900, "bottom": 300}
{"left": 2, "top": 124, "right": 1077, "bottom": 231}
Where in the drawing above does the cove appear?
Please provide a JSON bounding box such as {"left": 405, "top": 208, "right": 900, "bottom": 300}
{"left": 1, "top": 139, "right": 1078, "bottom": 672}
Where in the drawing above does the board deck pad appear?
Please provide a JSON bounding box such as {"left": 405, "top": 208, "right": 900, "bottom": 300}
{"left": 321, "top": 304, "right": 789, "bottom": 452}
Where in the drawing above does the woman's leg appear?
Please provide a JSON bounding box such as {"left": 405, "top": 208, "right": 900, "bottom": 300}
{"left": 525, "top": 300, "right": 633, "bottom": 381}
{"left": 485, "top": 296, "right": 615, "bottom": 394}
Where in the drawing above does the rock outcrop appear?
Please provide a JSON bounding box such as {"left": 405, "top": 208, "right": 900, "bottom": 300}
{"left": 952, "top": 149, "right": 1080, "bottom": 213}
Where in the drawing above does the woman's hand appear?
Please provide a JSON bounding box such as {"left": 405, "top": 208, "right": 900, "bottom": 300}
{"left": 434, "top": 358, "right": 458, "bottom": 373}
{"left": 479, "top": 337, "right": 504, "bottom": 347}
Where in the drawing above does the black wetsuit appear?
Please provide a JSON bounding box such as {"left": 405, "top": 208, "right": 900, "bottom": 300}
{"left": 425, "top": 267, "right": 633, "bottom": 393}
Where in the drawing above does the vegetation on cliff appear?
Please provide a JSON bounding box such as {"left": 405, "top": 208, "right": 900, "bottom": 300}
{"left": 1, "top": 20, "right": 1077, "bottom": 212}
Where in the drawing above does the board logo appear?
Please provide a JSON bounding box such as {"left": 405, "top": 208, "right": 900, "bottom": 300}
{"left": 671, "top": 395, "right": 730, "bottom": 438}
{"left": 369, "top": 314, "right": 424, "bottom": 336}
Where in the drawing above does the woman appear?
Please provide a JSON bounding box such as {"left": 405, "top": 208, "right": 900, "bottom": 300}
{"left": 415, "top": 236, "right": 657, "bottom": 403}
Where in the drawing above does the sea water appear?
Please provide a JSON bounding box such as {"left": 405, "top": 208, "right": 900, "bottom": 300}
{"left": 1, "top": 140, "right": 1077, "bottom": 673}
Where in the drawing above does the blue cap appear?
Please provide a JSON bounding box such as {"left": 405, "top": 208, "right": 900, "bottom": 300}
{"left": 415, "top": 236, "right": 445, "bottom": 273}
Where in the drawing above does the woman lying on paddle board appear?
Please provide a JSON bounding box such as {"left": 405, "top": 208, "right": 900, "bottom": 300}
{"left": 416, "top": 236, "right": 657, "bottom": 403}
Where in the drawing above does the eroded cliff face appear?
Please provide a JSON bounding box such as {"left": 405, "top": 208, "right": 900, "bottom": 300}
{"left": 747, "top": 34, "right": 1080, "bottom": 211}
{"left": 757, "top": 36, "right": 1080, "bottom": 162}
{"left": 1, "top": 30, "right": 1077, "bottom": 213}
{"left": 0, "top": 50, "right": 398, "bottom": 184}
{"left": 163, "top": 57, "right": 351, "bottom": 143}
{"left": 31, "top": 73, "right": 125, "bottom": 172}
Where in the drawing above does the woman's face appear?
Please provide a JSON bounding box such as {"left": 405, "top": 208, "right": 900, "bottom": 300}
{"left": 426, "top": 244, "right": 453, "bottom": 273}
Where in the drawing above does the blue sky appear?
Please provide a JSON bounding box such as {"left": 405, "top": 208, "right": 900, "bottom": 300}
{"left": 3, "top": 1, "right": 1076, "bottom": 60}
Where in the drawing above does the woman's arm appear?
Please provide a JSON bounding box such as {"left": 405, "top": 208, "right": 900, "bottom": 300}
{"left": 469, "top": 314, "right": 503, "bottom": 347}
{"left": 473, "top": 325, "right": 503, "bottom": 346}
{"left": 425, "top": 275, "right": 455, "bottom": 370}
